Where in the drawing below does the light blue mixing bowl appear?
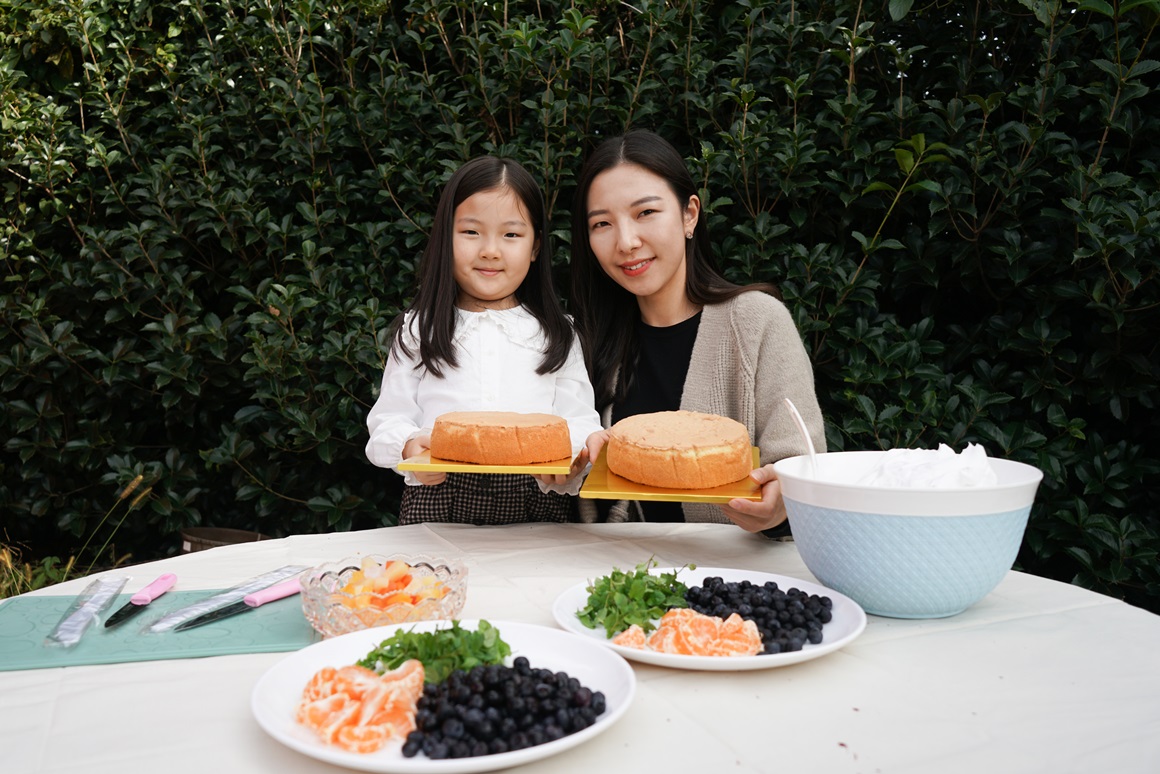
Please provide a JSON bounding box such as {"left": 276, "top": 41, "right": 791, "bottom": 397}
{"left": 773, "top": 451, "right": 1043, "bottom": 619}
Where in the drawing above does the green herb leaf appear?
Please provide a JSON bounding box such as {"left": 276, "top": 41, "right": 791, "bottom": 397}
{"left": 576, "top": 558, "right": 694, "bottom": 637}
{"left": 355, "top": 620, "right": 512, "bottom": 683}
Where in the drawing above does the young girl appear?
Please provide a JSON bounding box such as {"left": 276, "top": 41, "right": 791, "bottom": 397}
{"left": 366, "top": 156, "right": 600, "bottom": 525}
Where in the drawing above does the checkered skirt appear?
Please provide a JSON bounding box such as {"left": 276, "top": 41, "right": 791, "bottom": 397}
{"left": 399, "top": 473, "right": 572, "bottom": 525}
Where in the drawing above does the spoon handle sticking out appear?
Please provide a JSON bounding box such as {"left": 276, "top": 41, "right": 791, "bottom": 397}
{"left": 784, "top": 397, "right": 818, "bottom": 477}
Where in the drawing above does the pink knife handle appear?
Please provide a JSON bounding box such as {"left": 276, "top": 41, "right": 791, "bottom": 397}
{"left": 130, "top": 573, "right": 177, "bottom": 605}
{"left": 244, "top": 578, "right": 301, "bottom": 608}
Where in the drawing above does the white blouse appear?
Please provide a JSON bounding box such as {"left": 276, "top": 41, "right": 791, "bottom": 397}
{"left": 365, "top": 306, "right": 602, "bottom": 489}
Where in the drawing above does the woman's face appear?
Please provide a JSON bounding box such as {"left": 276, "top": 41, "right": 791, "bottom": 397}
{"left": 584, "top": 163, "right": 699, "bottom": 311}
{"left": 452, "top": 186, "right": 538, "bottom": 312}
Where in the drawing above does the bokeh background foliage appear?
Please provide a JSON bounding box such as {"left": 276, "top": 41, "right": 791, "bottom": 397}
{"left": 1, "top": 0, "right": 1157, "bottom": 609}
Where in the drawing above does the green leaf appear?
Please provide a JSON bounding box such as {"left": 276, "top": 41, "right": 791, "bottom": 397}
{"left": 356, "top": 620, "right": 512, "bottom": 683}
{"left": 577, "top": 559, "right": 694, "bottom": 637}
{"left": 894, "top": 148, "right": 915, "bottom": 174}
{"left": 888, "top": 0, "right": 915, "bottom": 20}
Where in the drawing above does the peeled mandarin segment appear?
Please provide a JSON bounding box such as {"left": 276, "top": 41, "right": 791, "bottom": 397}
{"left": 379, "top": 659, "right": 425, "bottom": 691}
{"left": 611, "top": 625, "right": 647, "bottom": 648}
{"left": 301, "top": 667, "right": 338, "bottom": 701}
{"left": 296, "top": 693, "right": 348, "bottom": 727}
{"left": 647, "top": 608, "right": 694, "bottom": 655}
{"left": 366, "top": 700, "right": 411, "bottom": 726}
{"left": 336, "top": 724, "right": 391, "bottom": 754}
{"left": 645, "top": 625, "right": 677, "bottom": 653}
{"left": 725, "top": 616, "right": 763, "bottom": 656}
{"left": 719, "top": 614, "right": 761, "bottom": 648}
{"left": 640, "top": 608, "right": 762, "bottom": 656}
{"left": 366, "top": 689, "right": 420, "bottom": 734}
{"left": 309, "top": 694, "right": 362, "bottom": 743}
{"left": 295, "top": 660, "right": 427, "bottom": 753}
{"left": 352, "top": 683, "right": 392, "bottom": 725}
{"left": 685, "top": 614, "right": 722, "bottom": 655}
{"left": 333, "top": 665, "right": 383, "bottom": 700}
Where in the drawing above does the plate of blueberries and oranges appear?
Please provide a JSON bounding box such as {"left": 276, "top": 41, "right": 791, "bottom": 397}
{"left": 552, "top": 565, "right": 867, "bottom": 671}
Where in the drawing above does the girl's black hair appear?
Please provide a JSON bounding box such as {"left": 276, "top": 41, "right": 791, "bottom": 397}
{"left": 569, "top": 129, "right": 779, "bottom": 411}
{"left": 395, "top": 156, "right": 573, "bottom": 378}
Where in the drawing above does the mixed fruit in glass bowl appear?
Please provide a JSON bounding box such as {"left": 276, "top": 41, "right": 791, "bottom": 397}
{"left": 300, "top": 555, "right": 467, "bottom": 638}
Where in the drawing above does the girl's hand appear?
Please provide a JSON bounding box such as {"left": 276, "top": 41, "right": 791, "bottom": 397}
{"left": 719, "top": 465, "right": 787, "bottom": 532}
{"left": 532, "top": 448, "right": 590, "bottom": 487}
{"left": 584, "top": 429, "right": 611, "bottom": 463}
{"left": 403, "top": 435, "right": 446, "bottom": 486}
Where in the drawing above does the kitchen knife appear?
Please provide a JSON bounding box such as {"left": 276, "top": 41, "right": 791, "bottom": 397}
{"left": 104, "top": 573, "right": 178, "bottom": 629}
{"left": 173, "top": 577, "right": 302, "bottom": 632}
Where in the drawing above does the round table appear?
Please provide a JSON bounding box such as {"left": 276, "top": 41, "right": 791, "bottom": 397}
{"left": 2, "top": 522, "right": 1158, "bottom": 774}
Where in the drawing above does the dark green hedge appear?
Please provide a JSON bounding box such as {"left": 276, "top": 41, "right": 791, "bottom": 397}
{"left": 2, "top": 0, "right": 1158, "bottom": 610}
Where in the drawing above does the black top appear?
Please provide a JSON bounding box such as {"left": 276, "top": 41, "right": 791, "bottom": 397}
{"left": 611, "top": 312, "right": 702, "bottom": 523}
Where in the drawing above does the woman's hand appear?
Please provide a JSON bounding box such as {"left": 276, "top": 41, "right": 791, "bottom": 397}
{"left": 719, "top": 465, "right": 787, "bottom": 532}
{"left": 532, "top": 447, "right": 590, "bottom": 487}
{"left": 403, "top": 435, "right": 446, "bottom": 486}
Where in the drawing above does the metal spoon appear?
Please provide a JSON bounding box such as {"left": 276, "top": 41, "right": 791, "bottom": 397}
{"left": 783, "top": 397, "right": 818, "bottom": 477}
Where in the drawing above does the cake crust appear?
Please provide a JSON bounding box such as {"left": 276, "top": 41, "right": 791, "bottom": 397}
{"left": 430, "top": 411, "right": 571, "bottom": 466}
{"left": 607, "top": 410, "right": 752, "bottom": 489}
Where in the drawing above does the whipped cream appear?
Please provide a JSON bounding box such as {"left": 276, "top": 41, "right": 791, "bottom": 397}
{"left": 857, "top": 443, "right": 999, "bottom": 488}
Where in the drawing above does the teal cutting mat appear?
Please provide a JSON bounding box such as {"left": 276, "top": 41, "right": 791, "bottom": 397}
{"left": 0, "top": 590, "right": 321, "bottom": 672}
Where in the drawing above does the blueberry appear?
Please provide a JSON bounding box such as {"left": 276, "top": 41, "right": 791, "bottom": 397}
{"left": 441, "top": 717, "right": 465, "bottom": 740}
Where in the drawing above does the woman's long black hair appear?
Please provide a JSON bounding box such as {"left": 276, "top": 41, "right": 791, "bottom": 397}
{"left": 569, "top": 129, "right": 778, "bottom": 411}
{"left": 395, "top": 156, "right": 573, "bottom": 378}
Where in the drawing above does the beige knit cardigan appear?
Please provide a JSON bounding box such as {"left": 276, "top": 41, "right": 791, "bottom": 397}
{"left": 578, "top": 290, "right": 827, "bottom": 523}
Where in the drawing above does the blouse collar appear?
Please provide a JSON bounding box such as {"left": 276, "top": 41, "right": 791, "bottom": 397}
{"left": 453, "top": 305, "right": 542, "bottom": 349}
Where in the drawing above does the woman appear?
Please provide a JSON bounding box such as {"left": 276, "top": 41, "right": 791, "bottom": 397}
{"left": 570, "top": 129, "right": 826, "bottom": 533}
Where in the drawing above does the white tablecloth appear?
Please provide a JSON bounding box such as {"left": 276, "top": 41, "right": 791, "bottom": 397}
{"left": 3, "top": 523, "right": 1158, "bottom": 774}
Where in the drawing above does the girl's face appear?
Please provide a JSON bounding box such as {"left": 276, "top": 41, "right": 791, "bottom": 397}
{"left": 452, "top": 186, "right": 538, "bottom": 312}
{"left": 584, "top": 163, "right": 699, "bottom": 316}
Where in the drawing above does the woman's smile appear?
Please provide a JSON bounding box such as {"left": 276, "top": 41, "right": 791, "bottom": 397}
{"left": 619, "top": 257, "right": 654, "bottom": 277}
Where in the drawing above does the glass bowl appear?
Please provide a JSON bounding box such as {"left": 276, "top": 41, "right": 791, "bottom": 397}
{"left": 300, "top": 554, "right": 468, "bottom": 638}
